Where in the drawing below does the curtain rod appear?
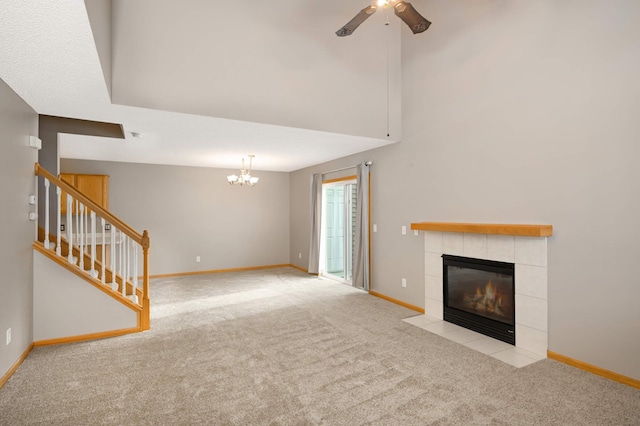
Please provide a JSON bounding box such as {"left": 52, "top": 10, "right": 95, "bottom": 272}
{"left": 321, "top": 161, "right": 372, "bottom": 176}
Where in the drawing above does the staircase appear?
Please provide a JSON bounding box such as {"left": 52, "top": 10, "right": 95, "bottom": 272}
{"left": 33, "top": 163, "right": 150, "bottom": 342}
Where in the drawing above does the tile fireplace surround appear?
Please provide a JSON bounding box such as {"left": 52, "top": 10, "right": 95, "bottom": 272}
{"left": 409, "top": 222, "right": 552, "bottom": 368}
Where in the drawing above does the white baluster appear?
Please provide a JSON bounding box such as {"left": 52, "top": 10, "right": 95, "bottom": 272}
{"left": 118, "top": 229, "right": 123, "bottom": 293}
{"left": 85, "top": 205, "right": 89, "bottom": 267}
{"left": 101, "top": 217, "right": 106, "bottom": 283}
{"left": 56, "top": 187, "right": 61, "bottom": 256}
{"left": 125, "top": 237, "right": 130, "bottom": 297}
{"left": 121, "top": 234, "right": 127, "bottom": 297}
{"left": 132, "top": 243, "right": 139, "bottom": 304}
{"left": 79, "top": 203, "right": 85, "bottom": 270}
{"left": 67, "top": 195, "right": 74, "bottom": 264}
{"left": 75, "top": 199, "right": 80, "bottom": 265}
{"left": 111, "top": 227, "right": 117, "bottom": 291}
{"left": 126, "top": 235, "right": 130, "bottom": 298}
{"left": 44, "top": 178, "right": 50, "bottom": 249}
{"left": 90, "top": 211, "right": 97, "bottom": 278}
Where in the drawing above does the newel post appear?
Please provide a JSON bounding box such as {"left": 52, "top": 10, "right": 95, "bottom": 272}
{"left": 141, "top": 230, "right": 151, "bottom": 331}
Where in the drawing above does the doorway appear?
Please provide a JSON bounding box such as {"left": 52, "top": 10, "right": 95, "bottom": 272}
{"left": 320, "top": 178, "right": 357, "bottom": 284}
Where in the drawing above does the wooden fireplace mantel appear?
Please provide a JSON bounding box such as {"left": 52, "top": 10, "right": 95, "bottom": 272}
{"left": 410, "top": 222, "right": 553, "bottom": 237}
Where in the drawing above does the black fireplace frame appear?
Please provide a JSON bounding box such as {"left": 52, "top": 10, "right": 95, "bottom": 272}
{"left": 443, "top": 255, "right": 515, "bottom": 345}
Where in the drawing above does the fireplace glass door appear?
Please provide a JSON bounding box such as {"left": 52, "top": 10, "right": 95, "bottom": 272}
{"left": 443, "top": 255, "right": 515, "bottom": 344}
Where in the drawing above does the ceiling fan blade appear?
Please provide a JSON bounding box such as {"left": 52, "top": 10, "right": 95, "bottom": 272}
{"left": 336, "top": 5, "right": 377, "bottom": 37}
{"left": 393, "top": 1, "right": 431, "bottom": 34}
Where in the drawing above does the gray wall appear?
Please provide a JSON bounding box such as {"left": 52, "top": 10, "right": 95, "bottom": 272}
{"left": 0, "top": 78, "right": 38, "bottom": 378}
{"left": 61, "top": 160, "right": 290, "bottom": 276}
{"left": 33, "top": 250, "right": 137, "bottom": 341}
{"left": 290, "top": 1, "right": 640, "bottom": 380}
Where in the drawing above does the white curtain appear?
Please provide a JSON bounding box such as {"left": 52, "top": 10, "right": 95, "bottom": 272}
{"left": 353, "top": 163, "right": 370, "bottom": 290}
{"left": 307, "top": 173, "right": 323, "bottom": 274}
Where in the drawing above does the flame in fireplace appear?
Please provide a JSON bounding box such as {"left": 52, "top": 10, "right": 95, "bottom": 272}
{"left": 465, "top": 281, "right": 505, "bottom": 317}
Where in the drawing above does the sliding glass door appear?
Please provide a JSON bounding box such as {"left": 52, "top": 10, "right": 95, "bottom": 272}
{"left": 321, "top": 179, "right": 357, "bottom": 284}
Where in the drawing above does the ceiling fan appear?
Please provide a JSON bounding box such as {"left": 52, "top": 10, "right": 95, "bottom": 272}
{"left": 336, "top": 0, "right": 431, "bottom": 37}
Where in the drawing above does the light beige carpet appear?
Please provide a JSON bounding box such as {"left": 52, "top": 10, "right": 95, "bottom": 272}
{"left": 1, "top": 267, "right": 638, "bottom": 425}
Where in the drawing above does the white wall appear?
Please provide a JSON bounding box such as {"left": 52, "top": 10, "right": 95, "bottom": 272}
{"left": 84, "top": 0, "right": 113, "bottom": 98}
{"left": 61, "top": 159, "right": 291, "bottom": 276}
{"left": 0, "top": 78, "right": 38, "bottom": 378}
{"left": 290, "top": 1, "right": 640, "bottom": 380}
{"left": 111, "top": 0, "right": 402, "bottom": 140}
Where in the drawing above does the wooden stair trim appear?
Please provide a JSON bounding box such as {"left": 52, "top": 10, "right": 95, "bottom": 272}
{"left": 33, "top": 242, "right": 142, "bottom": 312}
{"left": 38, "top": 227, "right": 143, "bottom": 302}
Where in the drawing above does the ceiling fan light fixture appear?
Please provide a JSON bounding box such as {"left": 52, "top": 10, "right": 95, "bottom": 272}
{"left": 336, "top": 0, "right": 430, "bottom": 36}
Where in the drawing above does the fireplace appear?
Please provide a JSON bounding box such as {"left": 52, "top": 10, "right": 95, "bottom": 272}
{"left": 415, "top": 224, "right": 550, "bottom": 356}
{"left": 443, "top": 255, "right": 515, "bottom": 345}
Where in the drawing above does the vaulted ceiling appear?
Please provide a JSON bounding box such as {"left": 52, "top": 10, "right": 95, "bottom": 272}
{"left": 0, "top": 0, "right": 410, "bottom": 171}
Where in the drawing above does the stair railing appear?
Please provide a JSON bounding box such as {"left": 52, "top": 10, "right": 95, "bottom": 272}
{"left": 34, "top": 163, "right": 150, "bottom": 330}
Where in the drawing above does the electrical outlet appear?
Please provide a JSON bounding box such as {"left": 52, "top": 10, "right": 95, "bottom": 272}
{"left": 105, "top": 224, "right": 111, "bottom": 231}
{"left": 60, "top": 224, "right": 65, "bottom": 232}
{"left": 401, "top": 226, "right": 407, "bottom": 235}
{"left": 413, "top": 230, "right": 419, "bottom": 236}
{"left": 298, "top": 253, "right": 302, "bottom": 259}
{"left": 196, "top": 256, "right": 201, "bottom": 263}
{"left": 6, "top": 328, "right": 11, "bottom": 345}
{"left": 402, "top": 278, "right": 407, "bottom": 288}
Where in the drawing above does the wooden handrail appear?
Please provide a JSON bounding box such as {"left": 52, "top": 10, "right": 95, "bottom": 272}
{"left": 34, "top": 163, "right": 143, "bottom": 245}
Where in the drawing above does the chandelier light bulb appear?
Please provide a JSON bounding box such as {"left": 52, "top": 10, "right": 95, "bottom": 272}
{"left": 376, "top": 0, "right": 397, "bottom": 7}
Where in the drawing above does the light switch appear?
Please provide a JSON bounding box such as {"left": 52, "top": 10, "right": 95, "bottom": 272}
{"left": 373, "top": 224, "right": 377, "bottom": 233}
{"left": 401, "top": 226, "right": 407, "bottom": 235}
{"left": 29, "top": 136, "right": 42, "bottom": 150}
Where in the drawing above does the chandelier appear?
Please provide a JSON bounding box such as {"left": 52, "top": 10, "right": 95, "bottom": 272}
{"left": 227, "top": 155, "right": 259, "bottom": 186}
